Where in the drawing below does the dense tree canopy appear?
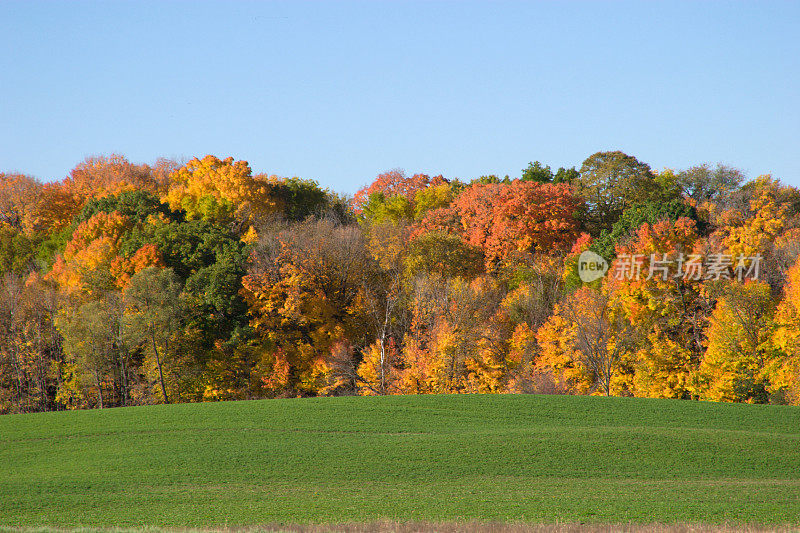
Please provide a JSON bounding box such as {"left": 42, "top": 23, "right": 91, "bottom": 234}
{"left": 1, "top": 151, "right": 799, "bottom": 413}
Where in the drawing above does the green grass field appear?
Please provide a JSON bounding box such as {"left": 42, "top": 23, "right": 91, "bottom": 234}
{"left": 1, "top": 394, "right": 799, "bottom": 528}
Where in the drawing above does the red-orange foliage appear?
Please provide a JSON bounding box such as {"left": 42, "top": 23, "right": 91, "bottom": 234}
{"left": 33, "top": 182, "right": 83, "bottom": 233}
{"left": 30, "top": 155, "right": 163, "bottom": 233}
{"left": 109, "top": 244, "right": 165, "bottom": 290}
{"left": 0, "top": 173, "right": 42, "bottom": 232}
{"left": 67, "top": 154, "right": 161, "bottom": 200}
{"left": 352, "top": 170, "right": 448, "bottom": 213}
{"left": 417, "top": 181, "right": 581, "bottom": 268}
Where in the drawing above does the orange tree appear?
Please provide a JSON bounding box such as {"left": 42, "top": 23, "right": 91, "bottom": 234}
{"left": 416, "top": 180, "right": 582, "bottom": 271}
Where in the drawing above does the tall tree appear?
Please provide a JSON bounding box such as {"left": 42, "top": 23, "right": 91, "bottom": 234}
{"left": 122, "top": 267, "right": 183, "bottom": 404}
{"left": 57, "top": 294, "right": 124, "bottom": 409}
{"left": 609, "top": 217, "right": 708, "bottom": 398}
{"left": 678, "top": 163, "right": 745, "bottom": 204}
{"left": 0, "top": 273, "right": 62, "bottom": 413}
{"left": 576, "top": 151, "right": 659, "bottom": 234}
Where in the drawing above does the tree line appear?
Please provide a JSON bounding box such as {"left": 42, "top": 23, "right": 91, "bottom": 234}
{"left": 1, "top": 151, "right": 799, "bottom": 413}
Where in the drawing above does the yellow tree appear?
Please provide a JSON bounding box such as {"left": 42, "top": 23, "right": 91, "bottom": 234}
{"left": 47, "top": 211, "right": 133, "bottom": 297}
{"left": 360, "top": 221, "right": 409, "bottom": 395}
{"left": 536, "top": 313, "right": 590, "bottom": 394}
{"left": 356, "top": 339, "right": 401, "bottom": 395}
{"left": 768, "top": 256, "right": 800, "bottom": 404}
{"left": 396, "top": 336, "right": 442, "bottom": 394}
{"left": 396, "top": 274, "right": 511, "bottom": 394}
{"left": 535, "top": 286, "right": 635, "bottom": 396}
{"left": 609, "top": 218, "right": 707, "bottom": 398}
{"left": 163, "top": 155, "right": 279, "bottom": 234}
{"left": 696, "top": 280, "right": 776, "bottom": 403}
{"left": 242, "top": 218, "right": 371, "bottom": 396}
{"left": 719, "top": 176, "right": 787, "bottom": 260}
{"left": 505, "top": 322, "right": 538, "bottom": 393}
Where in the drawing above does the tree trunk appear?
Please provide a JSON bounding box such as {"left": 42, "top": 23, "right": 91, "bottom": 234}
{"left": 151, "top": 336, "right": 169, "bottom": 404}
{"left": 118, "top": 349, "right": 129, "bottom": 407}
{"left": 379, "top": 335, "right": 386, "bottom": 395}
{"left": 95, "top": 372, "right": 104, "bottom": 409}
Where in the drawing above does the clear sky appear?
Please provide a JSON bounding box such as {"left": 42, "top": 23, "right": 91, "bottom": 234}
{"left": 1, "top": 0, "right": 798, "bottom": 193}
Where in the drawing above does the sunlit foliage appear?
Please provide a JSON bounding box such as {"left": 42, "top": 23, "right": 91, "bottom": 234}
{"left": 2, "top": 152, "right": 799, "bottom": 412}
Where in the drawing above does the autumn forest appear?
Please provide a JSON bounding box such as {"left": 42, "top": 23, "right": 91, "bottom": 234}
{"left": 1, "top": 151, "right": 799, "bottom": 414}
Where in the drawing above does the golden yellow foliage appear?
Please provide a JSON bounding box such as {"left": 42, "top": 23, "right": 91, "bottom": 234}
{"left": 695, "top": 281, "right": 775, "bottom": 403}
{"left": 163, "top": 155, "right": 279, "bottom": 232}
{"left": 769, "top": 257, "right": 800, "bottom": 403}
{"left": 722, "top": 176, "right": 787, "bottom": 260}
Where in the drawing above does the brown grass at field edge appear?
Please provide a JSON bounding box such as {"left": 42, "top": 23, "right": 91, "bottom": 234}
{"left": 2, "top": 522, "right": 798, "bottom": 533}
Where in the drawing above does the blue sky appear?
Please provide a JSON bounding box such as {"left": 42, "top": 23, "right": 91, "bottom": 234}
{"left": 1, "top": 0, "right": 798, "bottom": 193}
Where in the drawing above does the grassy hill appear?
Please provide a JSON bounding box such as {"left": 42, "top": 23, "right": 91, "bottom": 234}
{"left": 1, "top": 394, "right": 799, "bottom": 528}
